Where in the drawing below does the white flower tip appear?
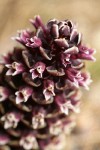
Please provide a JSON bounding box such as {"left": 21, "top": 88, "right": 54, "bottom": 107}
{"left": 4, "top": 122, "right": 11, "bottom": 129}
{"left": 85, "top": 86, "right": 90, "bottom": 91}
{"left": 12, "top": 72, "right": 17, "bottom": 76}
{"left": 11, "top": 37, "right": 16, "bottom": 40}
{"left": 93, "top": 49, "right": 96, "bottom": 54}
{"left": 15, "top": 97, "right": 22, "bottom": 104}
{"left": 6, "top": 71, "right": 11, "bottom": 76}
{"left": 17, "top": 29, "right": 22, "bottom": 33}
{"left": 5, "top": 64, "right": 10, "bottom": 67}
{"left": 16, "top": 100, "right": 20, "bottom": 104}
{"left": 29, "top": 18, "right": 33, "bottom": 22}
{"left": 93, "top": 57, "right": 96, "bottom": 62}
{"left": 64, "top": 111, "right": 69, "bottom": 115}
{"left": 35, "top": 15, "right": 40, "bottom": 19}
{"left": 75, "top": 108, "right": 80, "bottom": 113}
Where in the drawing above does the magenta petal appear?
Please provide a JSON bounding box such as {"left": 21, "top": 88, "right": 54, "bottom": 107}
{"left": 79, "top": 72, "right": 92, "bottom": 90}
{"left": 15, "top": 86, "right": 33, "bottom": 104}
{"left": 30, "top": 70, "right": 39, "bottom": 80}
{"left": 55, "top": 95, "right": 80, "bottom": 115}
{"left": 43, "top": 80, "right": 55, "bottom": 101}
{"left": 6, "top": 62, "right": 25, "bottom": 76}
{"left": 59, "top": 101, "right": 80, "bottom": 114}
{"left": 61, "top": 53, "right": 70, "bottom": 67}
{"left": 78, "top": 45, "right": 96, "bottom": 61}
{"left": 13, "top": 29, "right": 33, "bottom": 45}
{"left": 65, "top": 68, "right": 84, "bottom": 88}
{"left": 1, "top": 112, "right": 22, "bottom": 129}
{"left": 26, "top": 36, "right": 42, "bottom": 48}
{"left": 30, "top": 62, "right": 46, "bottom": 79}
{"left": 77, "top": 53, "right": 96, "bottom": 61}
{"left": 30, "top": 15, "right": 46, "bottom": 33}
{"left": 79, "top": 45, "right": 95, "bottom": 54}
{"left": 30, "top": 18, "right": 39, "bottom": 29}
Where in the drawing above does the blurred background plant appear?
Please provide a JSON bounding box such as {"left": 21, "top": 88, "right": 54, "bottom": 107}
{"left": 0, "top": 0, "right": 99, "bottom": 149}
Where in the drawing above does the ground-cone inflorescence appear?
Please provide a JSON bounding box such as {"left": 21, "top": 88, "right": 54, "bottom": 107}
{"left": 0, "top": 16, "right": 95, "bottom": 150}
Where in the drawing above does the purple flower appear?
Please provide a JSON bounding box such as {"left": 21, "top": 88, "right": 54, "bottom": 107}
{"left": 30, "top": 15, "right": 46, "bottom": 33}
{"left": 26, "top": 36, "right": 42, "bottom": 48}
{"left": 66, "top": 68, "right": 92, "bottom": 90}
{"left": 30, "top": 62, "right": 46, "bottom": 79}
{"left": 43, "top": 80, "right": 55, "bottom": 101}
{"left": 47, "top": 19, "right": 73, "bottom": 39}
{"left": 63, "top": 119, "right": 76, "bottom": 135}
{"left": 6, "top": 62, "right": 25, "bottom": 76}
{"left": 79, "top": 72, "right": 92, "bottom": 90}
{"left": 15, "top": 86, "right": 33, "bottom": 104}
{"left": 49, "top": 120, "right": 62, "bottom": 135}
{"left": 78, "top": 45, "right": 96, "bottom": 61}
{"left": 55, "top": 95, "right": 80, "bottom": 115}
{"left": 0, "top": 15, "right": 95, "bottom": 150}
{"left": 1, "top": 112, "right": 22, "bottom": 129}
{"left": 32, "top": 113, "right": 46, "bottom": 129}
{"left": 13, "top": 29, "right": 33, "bottom": 45}
{"left": 66, "top": 68, "right": 83, "bottom": 88}
{"left": 32, "top": 107, "right": 46, "bottom": 129}
{"left": 0, "top": 134, "right": 10, "bottom": 146}
{"left": 61, "top": 53, "right": 70, "bottom": 67}
{"left": 20, "top": 133, "right": 38, "bottom": 150}
{"left": 0, "top": 86, "right": 10, "bottom": 102}
{"left": 40, "top": 134, "right": 66, "bottom": 150}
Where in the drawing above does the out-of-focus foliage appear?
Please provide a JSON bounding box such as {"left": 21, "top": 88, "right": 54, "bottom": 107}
{"left": 0, "top": 0, "right": 99, "bottom": 149}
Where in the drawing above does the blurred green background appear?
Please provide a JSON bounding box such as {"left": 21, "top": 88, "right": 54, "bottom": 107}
{"left": 0, "top": 0, "right": 99, "bottom": 149}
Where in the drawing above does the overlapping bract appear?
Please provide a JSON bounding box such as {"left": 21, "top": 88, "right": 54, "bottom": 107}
{"left": 0, "top": 15, "right": 95, "bottom": 150}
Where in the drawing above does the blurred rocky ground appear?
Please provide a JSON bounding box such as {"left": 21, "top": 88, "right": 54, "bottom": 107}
{"left": 0, "top": 0, "right": 100, "bottom": 149}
